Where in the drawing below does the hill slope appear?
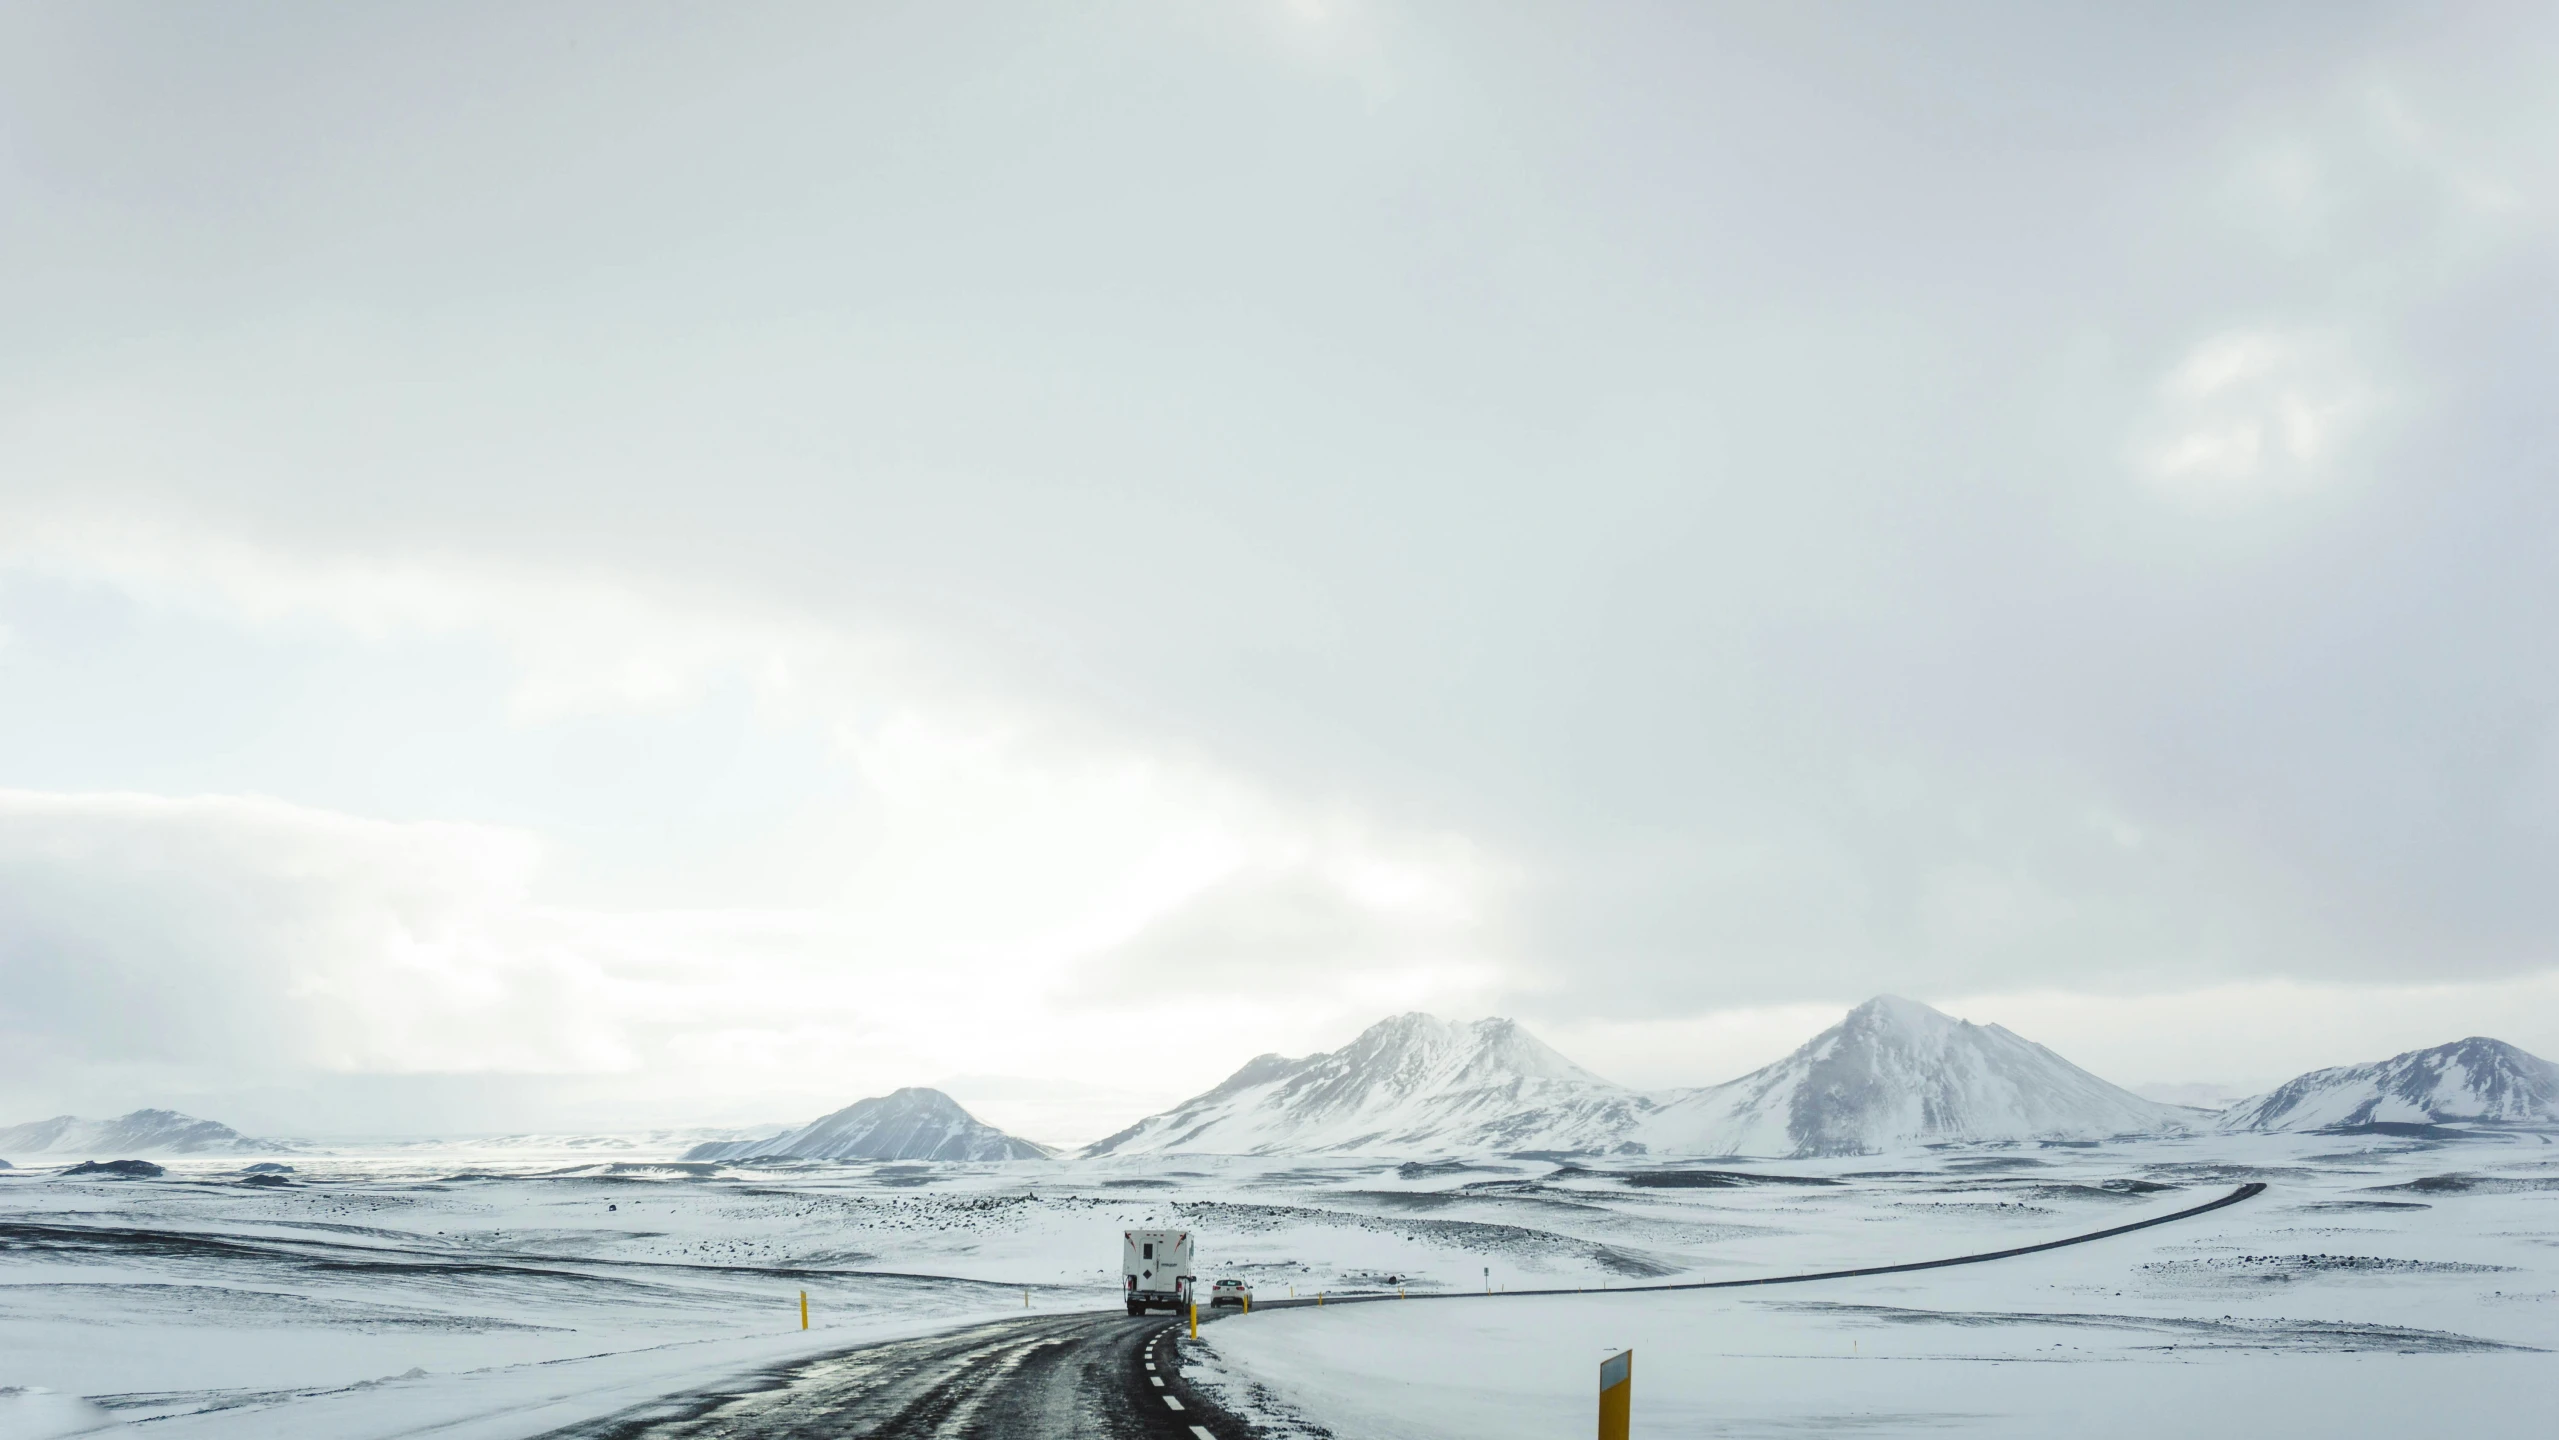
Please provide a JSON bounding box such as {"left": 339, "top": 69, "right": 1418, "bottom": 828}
{"left": 2218, "top": 1037, "right": 2559, "bottom": 1131}
{"left": 0, "top": 1109, "right": 290, "bottom": 1158}
{"left": 683, "top": 1088, "right": 1052, "bottom": 1162}
{"left": 1637, "top": 996, "right": 2196, "bottom": 1157}
{"left": 1081, "top": 1013, "right": 1652, "bottom": 1157}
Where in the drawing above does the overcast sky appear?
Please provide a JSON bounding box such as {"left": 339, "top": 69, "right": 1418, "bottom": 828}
{"left": 3, "top": 2, "right": 2555, "bottom": 1146}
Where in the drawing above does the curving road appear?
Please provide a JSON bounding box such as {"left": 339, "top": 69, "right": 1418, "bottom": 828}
{"left": 535, "top": 1309, "right": 1247, "bottom": 1440}
{"left": 535, "top": 1183, "right": 2264, "bottom": 1440}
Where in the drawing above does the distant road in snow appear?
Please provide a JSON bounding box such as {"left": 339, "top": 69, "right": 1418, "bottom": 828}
{"left": 533, "top": 1185, "right": 2263, "bottom": 1440}
{"left": 1253, "top": 1180, "right": 2270, "bottom": 1307}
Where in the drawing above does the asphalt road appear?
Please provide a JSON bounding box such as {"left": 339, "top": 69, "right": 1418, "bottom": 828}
{"left": 534, "top": 1307, "right": 1250, "bottom": 1440}
{"left": 1270, "top": 1179, "right": 2272, "bottom": 1305}
{"left": 531, "top": 1182, "right": 2264, "bottom": 1439}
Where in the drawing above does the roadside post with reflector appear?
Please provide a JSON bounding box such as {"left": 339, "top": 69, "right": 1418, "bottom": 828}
{"left": 1597, "top": 1348, "right": 1631, "bottom": 1440}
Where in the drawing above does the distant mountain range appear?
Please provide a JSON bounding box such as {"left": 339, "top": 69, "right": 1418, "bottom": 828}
{"left": 683, "top": 1087, "right": 1054, "bottom": 1162}
{"left": 0, "top": 1109, "right": 292, "bottom": 1158}
{"left": 1080, "top": 998, "right": 2199, "bottom": 1159}
{"left": 2217, "top": 1036, "right": 2559, "bottom": 1132}
{"left": 1074, "top": 999, "right": 2557, "bottom": 1159}
{"left": 366, "top": 1127, "right": 793, "bottom": 1154}
{"left": 19, "top": 1015, "right": 2554, "bottom": 1166}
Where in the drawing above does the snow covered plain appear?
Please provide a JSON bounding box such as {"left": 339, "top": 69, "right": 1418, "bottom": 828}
{"left": 5, "top": 1128, "right": 2554, "bottom": 1438}
{"left": 0, "top": 1143, "right": 1095, "bottom": 1439}
{"left": 1185, "top": 1131, "right": 2559, "bottom": 1439}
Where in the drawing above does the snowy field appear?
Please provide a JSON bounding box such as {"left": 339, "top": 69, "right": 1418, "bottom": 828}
{"left": 0, "top": 1144, "right": 1102, "bottom": 1439}
{"left": 4, "top": 1128, "right": 2555, "bottom": 1437}
{"left": 1184, "top": 1130, "right": 2559, "bottom": 1439}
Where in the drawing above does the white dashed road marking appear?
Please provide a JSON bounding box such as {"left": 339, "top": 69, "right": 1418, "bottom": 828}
{"left": 1164, "top": 1396, "right": 1184, "bottom": 1411}
{"left": 1190, "top": 1429, "right": 1216, "bottom": 1440}
{"left": 1151, "top": 1376, "right": 1164, "bottom": 1387}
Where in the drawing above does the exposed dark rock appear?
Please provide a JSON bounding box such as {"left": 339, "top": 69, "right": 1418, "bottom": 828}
{"left": 64, "top": 1159, "right": 165, "bottom": 1178}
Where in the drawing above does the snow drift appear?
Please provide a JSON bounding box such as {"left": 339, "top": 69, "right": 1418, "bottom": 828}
{"left": 1637, "top": 996, "right": 2196, "bottom": 1157}
{"left": 2218, "top": 1036, "right": 2559, "bottom": 1132}
{"left": 0, "top": 1109, "right": 289, "bottom": 1158}
{"left": 682, "top": 1087, "right": 1053, "bottom": 1162}
{"left": 1082, "top": 1013, "right": 1652, "bottom": 1157}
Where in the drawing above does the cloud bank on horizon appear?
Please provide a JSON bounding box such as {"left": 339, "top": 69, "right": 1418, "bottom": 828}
{"left": 2, "top": 3, "right": 2555, "bottom": 1145}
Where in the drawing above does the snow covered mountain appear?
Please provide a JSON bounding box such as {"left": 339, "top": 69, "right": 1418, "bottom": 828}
{"left": 681, "top": 1088, "right": 1052, "bottom": 1162}
{"left": 341, "top": 1127, "right": 794, "bottom": 1158}
{"left": 0, "top": 1109, "right": 291, "bottom": 1158}
{"left": 1081, "top": 1013, "right": 1653, "bottom": 1157}
{"left": 2218, "top": 1037, "right": 2559, "bottom": 1132}
{"left": 1637, "top": 996, "right": 2197, "bottom": 1157}
{"left": 2135, "top": 1081, "right": 2253, "bottom": 1110}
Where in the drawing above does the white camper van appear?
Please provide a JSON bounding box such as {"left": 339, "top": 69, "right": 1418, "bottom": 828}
{"left": 1122, "top": 1228, "right": 1194, "bottom": 1316}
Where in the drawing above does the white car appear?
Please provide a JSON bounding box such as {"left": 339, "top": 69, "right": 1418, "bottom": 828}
{"left": 1208, "top": 1277, "right": 1253, "bottom": 1308}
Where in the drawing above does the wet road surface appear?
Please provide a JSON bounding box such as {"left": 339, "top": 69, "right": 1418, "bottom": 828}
{"left": 533, "top": 1308, "right": 1247, "bottom": 1440}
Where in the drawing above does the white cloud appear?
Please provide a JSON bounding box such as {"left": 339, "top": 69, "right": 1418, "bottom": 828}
{"left": 1548, "top": 975, "right": 2559, "bottom": 1099}
{"left": 0, "top": 789, "right": 609, "bottom": 1078}
{"left": 1538, "top": 1002, "right": 1853, "bottom": 1091}
{"left": 1940, "top": 974, "right": 2559, "bottom": 1095}
{"left": 4, "top": 6, "right": 2555, "bottom": 1143}
{"left": 0, "top": 781, "right": 1501, "bottom": 1142}
{"left": 0, "top": 507, "right": 844, "bottom": 721}
{"left": 0, "top": 515, "right": 1514, "bottom": 1140}
{"left": 2136, "top": 328, "right": 2376, "bottom": 506}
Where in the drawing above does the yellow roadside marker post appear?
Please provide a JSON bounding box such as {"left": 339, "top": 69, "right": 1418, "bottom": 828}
{"left": 799, "top": 1291, "right": 808, "bottom": 1330}
{"left": 1242, "top": 1293, "right": 1249, "bottom": 1314}
{"left": 1597, "top": 1349, "right": 1632, "bottom": 1440}
{"left": 1190, "top": 1301, "right": 1199, "bottom": 1339}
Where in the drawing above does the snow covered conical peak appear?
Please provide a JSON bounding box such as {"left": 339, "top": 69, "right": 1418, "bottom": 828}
{"left": 1334, "top": 1012, "right": 1461, "bottom": 1069}
{"left": 1636, "top": 996, "right": 2191, "bottom": 1156}
{"left": 1079, "top": 1012, "right": 1645, "bottom": 1156}
{"left": 874, "top": 1086, "right": 967, "bottom": 1117}
{"left": 1330, "top": 1012, "right": 1609, "bottom": 1090}
{"left": 2219, "top": 1035, "right": 2559, "bottom": 1131}
{"left": 1842, "top": 995, "right": 1965, "bottom": 1037}
{"left": 1469, "top": 1016, "right": 1613, "bottom": 1083}
{"left": 1828, "top": 995, "right": 2011, "bottom": 1067}
{"left": 682, "top": 1086, "right": 1052, "bottom": 1162}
